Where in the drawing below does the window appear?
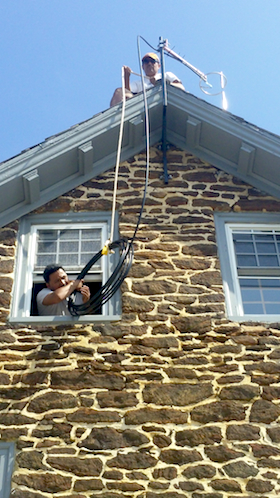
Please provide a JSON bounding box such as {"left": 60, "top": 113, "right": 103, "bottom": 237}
{"left": 0, "top": 443, "right": 14, "bottom": 498}
{"left": 215, "top": 212, "right": 280, "bottom": 322}
{"left": 11, "top": 212, "right": 121, "bottom": 323}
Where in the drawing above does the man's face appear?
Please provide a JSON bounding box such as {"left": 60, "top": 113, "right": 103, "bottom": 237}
{"left": 142, "top": 58, "right": 160, "bottom": 78}
{"left": 47, "top": 268, "right": 69, "bottom": 290}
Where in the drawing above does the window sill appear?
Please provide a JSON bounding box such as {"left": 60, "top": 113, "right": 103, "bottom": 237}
{"left": 228, "top": 314, "right": 280, "bottom": 324}
{"left": 9, "top": 314, "right": 122, "bottom": 325}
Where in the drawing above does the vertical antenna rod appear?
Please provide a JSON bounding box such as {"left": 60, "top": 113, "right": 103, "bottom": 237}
{"left": 159, "top": 36, "right": 169, "bottom": 184}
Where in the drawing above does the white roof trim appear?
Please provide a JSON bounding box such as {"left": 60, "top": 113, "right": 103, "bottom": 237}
{"left": 1, "top": 86, "right": 280, "bottom": 227}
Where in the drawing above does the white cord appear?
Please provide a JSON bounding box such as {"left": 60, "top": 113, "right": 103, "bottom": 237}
{"left": 109, "top": 66, "right": 126, "bottom": 244}
{"left": 137, "top": 35, "right": 150, "bottom": 201}
{"left": 109, "top": 39, "right": 151, "bottom": 246}
{"left": 221, "top": 72, "right": 228, "bottom": 111}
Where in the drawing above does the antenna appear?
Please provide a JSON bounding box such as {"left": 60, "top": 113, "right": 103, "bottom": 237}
{"left": 162, "top": 39, "right": 228, "bottom": 110}
{"left": 137, "top": 35, "right": 228, "bottom": 184}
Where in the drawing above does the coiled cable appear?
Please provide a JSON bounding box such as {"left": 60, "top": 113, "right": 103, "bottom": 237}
{"left": 68, "top": 238, "right": 134, "bottom": 316}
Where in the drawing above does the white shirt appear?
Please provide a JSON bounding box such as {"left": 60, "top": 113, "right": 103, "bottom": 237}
{"left": 130, "top": 71, "right": 180, "bottom": 94}
{"left": 37, "top": 287, "right": 83, "bottom": 316}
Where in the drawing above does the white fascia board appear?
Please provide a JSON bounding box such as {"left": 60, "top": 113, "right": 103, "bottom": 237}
{"left": 167, "top": 86, "right": 280, "bottom": 199}
{"left": 0, "top": 89, "right": 162, "bottom": 228}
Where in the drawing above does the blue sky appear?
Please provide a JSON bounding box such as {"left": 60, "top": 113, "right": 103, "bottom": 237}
{"left": 1, "top": 0, "right": 279, "bottom": 162}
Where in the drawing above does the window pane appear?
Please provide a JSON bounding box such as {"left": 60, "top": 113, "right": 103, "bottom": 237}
{"left": 254, "top": 234, "right": 274, "bottom": 241}
{"left": 262, "top": 288, "right": 280, "bottom": 301}
{"left": 38, "top": 230, "right": 57, "bottom": 240}
{"left": 236, "top": 255, "right": 257, "bottom": 266}
{"left": 243, "top": 302, "right": 265, "bottom": 314}
{"left": 241, "top": 288, "right": 262, "bottom": 301}
{"left": 36, "top": 231, "right": 58, "bottom": 267}
{"left": 240, "top": 278, "right": 257, "bottom": 287}
{"left": 82, "top": 229, "right": 101, "bottom": 240}
{"left": 233, "top": 233, "right": 252, "bottom": 241}
{"left": 61, "top": 254, "right": 79, "bottom": 267}
{"left": 36, "top": 255, "right": 54, "bottom": 268}
{"left": 81, "top": 240, "right": 101, "bottom": 253}
{"left": 59, "top": 241, "right": 79, "bottom": 253}
{"left": 240, "top": 277, "right": 280, "bottom": 315}
{"left": 60, "top": 230, "right": 79, "bottom": 240}
{"left": 262, "top": 278, "right": 280, "bottom": 287}
{"left": 256, "top": 242, "right": 277, "bottom": 254}
{"left": 258, "top": 255, "right": 279, "bottom": 267}
{"left": 37, "top": 241, "right": 57, "bottom": 253}
{"left": 81, "top": 253, "right": 101, "bottom": 269}
{"left": 234, "top": 242, "right": 254, "bottom": 253}
{"left": 265, "top": 303, "right": 280, "bottom": 314}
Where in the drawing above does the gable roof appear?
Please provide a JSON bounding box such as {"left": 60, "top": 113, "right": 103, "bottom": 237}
{"left": 1, "top": 85, "right": 280, "bottom": 228}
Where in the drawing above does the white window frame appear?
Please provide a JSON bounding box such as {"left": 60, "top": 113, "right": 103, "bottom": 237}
{"left": 215, "top": 212, "right": 280, "bottom": 322}
{"left": 10, "top": 212, "right": 121, "bottom": 324}
{"left": 0, "top": 442, "right": 14, "bottom": 498}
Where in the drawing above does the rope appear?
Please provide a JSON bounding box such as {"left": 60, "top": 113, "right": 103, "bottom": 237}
{"left": 109, "top": 66, "right": 126, "bottom": 245}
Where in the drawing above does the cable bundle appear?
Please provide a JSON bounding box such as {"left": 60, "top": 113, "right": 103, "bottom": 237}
{"left": 68, "top": 238, "right": 134, "bottom": 316}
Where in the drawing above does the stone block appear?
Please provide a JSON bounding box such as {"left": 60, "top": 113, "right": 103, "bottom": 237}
{"left": 250, "top": 399, "right": 280, "bottom": 423}
{"left": 47, "top": 456, "right": 102, "bottom": 476}
{"left": 107, "top": 451, "right": 157, "bottom": 469}
{"left": 79, "top": 428, "right": 149, "bottom": 450}
{"left": 13, "top": 473, "right": 72, "bottom": 493}
{"left": 176, "top": 426, "right": 222, "bottom": 447}
{"left": 226, "top": 424, "right": 260, "bottom": 441}
{"left": 51, "top": 370, "right": 125, "bottom": 390}
{"left": 246, "top": 478, "right": 274, "bottom": 493}
{"left": 223, "top": 461, "right": 258, "bottom": 478}
{"left": 143, "top": 382, "right": 212, "bottom": 407}
{"left": 205, "top": 445, "right": 244, "bottom": 462}
{"left": 191, "top": 401, "right": 246, "bottom": 423}
{"left": 160, "top": 449, "right": 202, "bottom": 465}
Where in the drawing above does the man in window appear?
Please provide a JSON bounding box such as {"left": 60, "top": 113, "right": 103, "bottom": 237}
{"left": 37, "top": 264, "right": 90, "bottom": 316}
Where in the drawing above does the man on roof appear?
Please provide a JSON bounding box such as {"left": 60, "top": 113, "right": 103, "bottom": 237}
{"left": 110, "top": 52, "right": 185, "bottom": 107}
{"left": 37, "top": 264, "right": 90, "bottom": 316}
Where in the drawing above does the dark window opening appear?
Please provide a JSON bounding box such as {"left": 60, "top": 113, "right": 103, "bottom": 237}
{"left": 30, "top": 281, "right": 103, "bottom": 316}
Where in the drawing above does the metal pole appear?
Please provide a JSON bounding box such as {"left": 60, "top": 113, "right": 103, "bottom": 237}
{"left": 159, "top": 36, "right": 169, "bottom": 184}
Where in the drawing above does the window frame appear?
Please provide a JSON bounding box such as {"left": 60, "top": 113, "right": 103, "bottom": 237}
{"left": 0, "top": 442, "right": 14, "bottom": 498}
{"left": 215, "top": 212, "right": 280, "bottom": 322}
{"left": 10, "top": 212, "right": 121, "bottom": 324}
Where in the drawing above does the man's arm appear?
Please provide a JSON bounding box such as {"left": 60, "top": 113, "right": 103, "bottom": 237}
{"left": 123, "top": 66, "right": 132, "bottom": 91}
{"left": 165, "top": 72, "right": 185, "bottom": 91}
{"left": 110, "top": 66, "right": 134, "bottom": 107}
{"left": 170, "top": 80, "right": 185, "bottom": 91}
{"left": 42, "top": 279, "right": 83, "bottom": 306}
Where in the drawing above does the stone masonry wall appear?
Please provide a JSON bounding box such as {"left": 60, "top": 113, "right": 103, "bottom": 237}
{"left": 1, "top": 146, "right": 280, "bottom": 497}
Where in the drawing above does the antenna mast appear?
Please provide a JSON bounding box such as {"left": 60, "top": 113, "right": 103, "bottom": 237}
{"left": 159, "top": 37, "right": 169, "bottom": 184}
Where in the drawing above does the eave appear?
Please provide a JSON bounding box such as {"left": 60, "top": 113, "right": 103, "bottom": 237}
{"left": 1, "top": 85, "right": 280, "bottom": 228}
{"left": 167, "top": 87, "right": 280, "bottom": 198}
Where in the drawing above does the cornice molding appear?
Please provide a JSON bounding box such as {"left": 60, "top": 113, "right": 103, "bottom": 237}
{"left": 1, "top": 86, "right": 280, "bottom": 227}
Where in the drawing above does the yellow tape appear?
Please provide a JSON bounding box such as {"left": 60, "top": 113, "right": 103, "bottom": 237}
{"left": 102, "top": 245, "right": 109, "bottom": 255}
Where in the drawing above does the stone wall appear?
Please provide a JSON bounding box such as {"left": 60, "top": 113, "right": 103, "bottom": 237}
{"left": 1, "top": 146, "right": 280, "bottom": 497}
